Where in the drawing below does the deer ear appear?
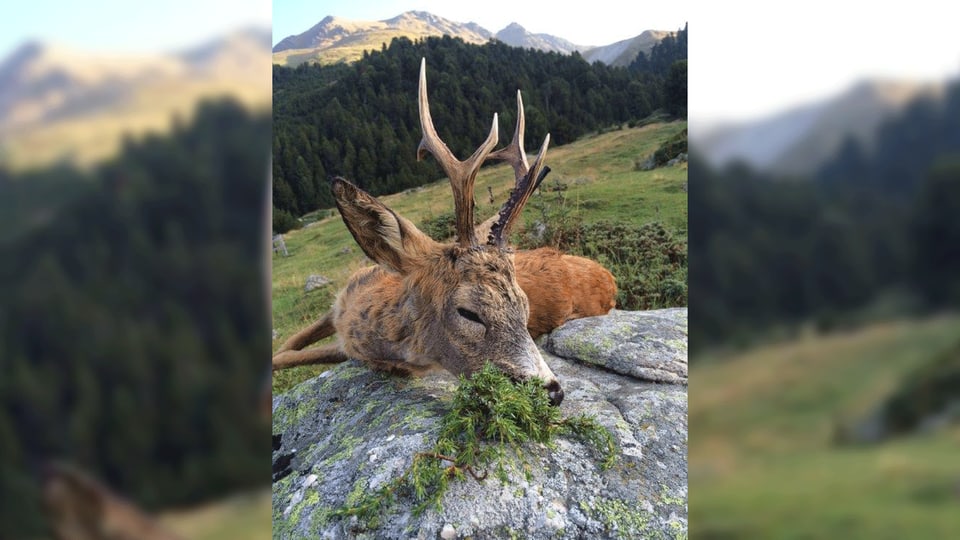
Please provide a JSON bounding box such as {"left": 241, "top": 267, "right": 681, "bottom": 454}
{"left": 332, "top": 178, "right": 437, "bottom": 273}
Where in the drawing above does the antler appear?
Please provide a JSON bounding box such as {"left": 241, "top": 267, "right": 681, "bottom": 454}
{"left": 486, "top": 90, "right": 551, "bottom": 247}
{"left": 417, "top": 58, "right": 499, "bottom": 248}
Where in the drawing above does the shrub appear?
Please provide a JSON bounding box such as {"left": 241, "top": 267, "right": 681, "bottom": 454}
{"left": 652, "top": 128, "right": 688, "bottom": 165}
{"left": 567, "top": 221, "right": 688, "bottom": 310}
{"left": 519, "top": 218, "right": 686, "bottom": 311}
{"left": 635, "top": 128, "right": 688, "bottom": 170}
{"left": 881, "top": 340, "right": 960, "bottom": 436}
{"left": 273, "top": 208, "right": 301, "bottom": 234}
{"left": 419, "top": 212, "right": 457, "bottom": 241}
{"left": 517, "top": 187, "right": 687, "bottom": 310}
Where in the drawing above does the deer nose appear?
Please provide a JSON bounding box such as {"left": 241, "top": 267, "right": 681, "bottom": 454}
{"left": 546, "top": 380, "right": 564, "bottom": 407}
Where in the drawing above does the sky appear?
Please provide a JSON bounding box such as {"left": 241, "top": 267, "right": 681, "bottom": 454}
{"left": 690, "top": 1, "right": 960, "bottom": 123}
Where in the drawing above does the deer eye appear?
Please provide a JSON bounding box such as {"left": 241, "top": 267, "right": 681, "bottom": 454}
{"left": 457, "top": 308, "right": 484, "bottom": 325}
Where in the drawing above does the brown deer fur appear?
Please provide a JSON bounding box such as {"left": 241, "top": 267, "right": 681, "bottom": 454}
{"left": 515, "top": 248, "right": 617, "bottom": 338}
{"left": 273, "top": 247, "right": 616, "bottom": 365}
{"left": 272, "top": 60, "right": 617, "bottom": 405}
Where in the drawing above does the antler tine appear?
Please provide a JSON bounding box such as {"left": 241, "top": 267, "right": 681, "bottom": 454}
{"left": 485, "top": 88, "right": 551, "bottom": 247}
{"left": 489, "top": 133, "right": 551, "bottom": 247}
{"left": 416, "top": 58, "right": 498, "bottom": 247}
{"left": 488, "top": 90, "right": 530, "bottom": 178}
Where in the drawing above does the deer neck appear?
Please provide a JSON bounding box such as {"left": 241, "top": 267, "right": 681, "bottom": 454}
{"left": 334, "top": 264, "right": 446, "bottom": 373}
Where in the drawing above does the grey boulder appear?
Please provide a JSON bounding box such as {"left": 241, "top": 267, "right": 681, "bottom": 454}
{"left": 272, "top": 308, "right": 688, "bottom": 539}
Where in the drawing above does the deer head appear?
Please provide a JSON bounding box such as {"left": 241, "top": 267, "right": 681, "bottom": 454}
{"left": 328, "top": 59, "right": 562, "bottom": 405}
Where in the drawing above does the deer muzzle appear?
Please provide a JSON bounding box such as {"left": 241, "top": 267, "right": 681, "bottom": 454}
{"left": 545, "top": 379, "right": 564, "bottom": 407}
{"left": 523, "top": 339, "right": 564, "bottom": 406}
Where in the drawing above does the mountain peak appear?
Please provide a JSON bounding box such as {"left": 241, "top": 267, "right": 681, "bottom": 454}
{"left": 275, "top": 11, "right": 494, "bottom": 58}
{"left": 383, "top": 10, "right": 423, "bottom": 23}
{"left": 273, "top": 15, "right": 376, "bottom": 53}
{"left": 383, "top": 10, "right": 451, "bottom": 26}
{"left": 392, "top": 10, "right": 431, "bottom": 19}
{"left": 580, "top": 30, "right": 672, "bottom": 67}
{"left": 272, "top": 11, "right": 672, "bottom": 68}
{"left": 495, "top": 22, "right": 579, "bottom": 54}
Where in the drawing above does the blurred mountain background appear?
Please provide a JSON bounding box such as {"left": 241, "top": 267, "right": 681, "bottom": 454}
{"left": 689, "top": 3, "right": 960, "bottom": 535}
{"left": 694, "top": 79, "right": 946, "bottom": 177}
{"left": 0, "top": 28, "right": 270, "bottom": 170}
{"left": 0, "top": 2, "right": 272, "bottom": 537}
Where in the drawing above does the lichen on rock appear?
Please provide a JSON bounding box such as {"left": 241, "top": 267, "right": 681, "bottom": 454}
{"left": 272, "top": 308, "right": 688, "bottom": 539}
{"left": 542, "top": 308, "right": 688, "bottom": 384}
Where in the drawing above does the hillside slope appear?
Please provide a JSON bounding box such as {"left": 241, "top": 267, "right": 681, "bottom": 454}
{"left": 690, "top": 316, "right": 960, "bottom": 538}
{"left": 581, "top": 30, "right": 671, "bottom": 67}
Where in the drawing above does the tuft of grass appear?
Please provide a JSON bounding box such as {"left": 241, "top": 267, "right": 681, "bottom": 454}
{"left": 334, "top": 363, "right": 616, "bottom": 527}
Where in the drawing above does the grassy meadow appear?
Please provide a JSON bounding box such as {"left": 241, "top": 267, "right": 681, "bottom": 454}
{"left": 271, "top": 121, "right": 688, "bottom": 393}
{"left": 690, "top": 315, "right": 960, "bottom": 538}
{"left": 160, "top": 490, "right": 271, "bottom": 540}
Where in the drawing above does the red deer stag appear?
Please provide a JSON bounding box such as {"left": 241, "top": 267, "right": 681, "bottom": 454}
{"left": 272, "top": 60, "right": 618, "bottom": 405}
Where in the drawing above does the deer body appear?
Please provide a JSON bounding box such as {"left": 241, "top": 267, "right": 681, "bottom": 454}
{"left": 515, "top": 248, "right": 617, "bottom": 338}
{"left": 273, "top": 248, "right": 616, "bottom": 373}
{"left": 272, "top": 60, "right": 618, "bottom": 405}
